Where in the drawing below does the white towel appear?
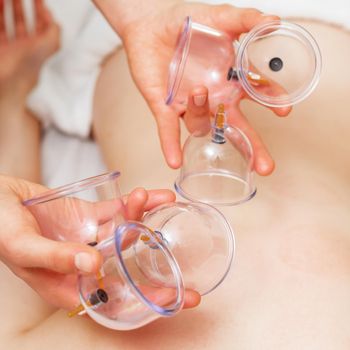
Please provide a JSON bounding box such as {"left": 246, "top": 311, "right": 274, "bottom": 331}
{"left": 27, "top": 0, "right": 121, "bottom": 138}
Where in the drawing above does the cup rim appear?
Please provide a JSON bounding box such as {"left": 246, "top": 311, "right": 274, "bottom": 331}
{"left": 236, "top": 20, "right": 322, "bottom": 107}
{"left": 114, "top": 222, "right": 185, "bottom": 316}
{"left": 23, "top": 171, "right": 121, "bottom": 206}
{"left": 175, "top": 124, "right": 257, "bottom": 206}
{"left": 174, "top": 176, "right": 257, "bottom": 206}
{"left": 165, "top": 16, "right": 192, "bottom": 105}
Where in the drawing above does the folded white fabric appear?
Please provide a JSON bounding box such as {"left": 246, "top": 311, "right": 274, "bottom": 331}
{"left": 28, "top": 0, "right": 121, "bottom": 138}
{"left": 42, "top": 128, "right": 106, "bottom": 188}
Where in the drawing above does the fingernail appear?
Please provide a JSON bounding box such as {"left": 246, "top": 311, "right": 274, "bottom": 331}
{"left": 259, "top": 161, "right": 273, "bottom": 175}
{"left": 75, "top": 252, "right": 93, "bottom": 273}
{"left": 193, "top": 94, "right": 207, "bottom": 107}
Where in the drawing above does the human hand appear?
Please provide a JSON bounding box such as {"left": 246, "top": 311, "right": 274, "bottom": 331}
{"left": 0, "top": 175, "right": 199, "bottom": 310}
{"left": 0, "top": 0, "right": 59, "bottom": 109}
{"left": 95, "top": 1, "right": 291, "bottom": 173}
{"left": 0, "top": 175, "right": 103, "bottom": 310}
{"left": 182, "top": 84, "right": 288, "bottom": 175}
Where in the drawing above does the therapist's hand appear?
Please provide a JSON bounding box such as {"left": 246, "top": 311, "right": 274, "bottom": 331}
{"left": 94, "top": 1, "right": 291, "bottom": 174}
{"left": 0, "top": 0, "right": 59, "bottom": 106}
{"left": 0, "top": 175, "right": 103, "bottom": 310}
{"left": 0, "top": 175, "right": 200, "bottom": 310}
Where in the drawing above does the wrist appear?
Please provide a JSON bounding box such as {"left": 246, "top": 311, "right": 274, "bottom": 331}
{"left": 93, "top": 0, "right": 182, "bottom": 38}
{"left": 0, "top": 98, "right": 27, "bottom": 119}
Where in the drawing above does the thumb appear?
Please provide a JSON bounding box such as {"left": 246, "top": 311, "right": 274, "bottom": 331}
{"left": 6, "top": 232, "right": 102, "bottom": 275}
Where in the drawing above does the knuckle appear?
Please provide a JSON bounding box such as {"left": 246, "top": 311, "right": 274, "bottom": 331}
{"left": 216, "top": 4, "right": 234, "bottom": 13}
{"left": 45, "top": 245, "right": 67, "bottom": 271}
{"left": 188, "top": 109, "right": 209, "bottom": 120}
{"left": 242, "top": 8, "right": 261, "bottom": 24}
{"left": 242, "top": 7, "right": 260, "bottom": 16}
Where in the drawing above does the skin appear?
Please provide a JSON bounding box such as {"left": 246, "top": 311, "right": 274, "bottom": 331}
{"left": 0, "top": 3, "right": 349, "bottom": 349}
{"left": 1, "top": 0, "right": 273, "bottom": 317}
{"left": 0, "top": 0, "right": 59, "bottom": 182}
{"left": 2, "top": 19, "right": 342, "bottom": 349}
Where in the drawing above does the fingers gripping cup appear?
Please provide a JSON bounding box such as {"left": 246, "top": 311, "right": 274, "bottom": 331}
{"left": 24, "top": 173, "right": 235, "bottom": 329}
{"left": 167, "top": 17, "right": 321, "bottom": 205}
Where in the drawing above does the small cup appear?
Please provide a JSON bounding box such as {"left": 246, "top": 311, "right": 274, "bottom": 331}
{"left": 175, "top": 122, "right": 256, "bottom": 206}
{"left": 24, "top": 171, "right": 124, "bottom": 244}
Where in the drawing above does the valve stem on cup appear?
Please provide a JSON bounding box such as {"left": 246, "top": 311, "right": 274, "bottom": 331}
{"left": 68, "top": 287, "right": 109, "bottom": 318}
{"left": 227, "top": 67, "right": 269, "bottom": 86}
{"left": 140, "top": 229, "right": 167, "bottom": 249}
{"left": 212, "top": 104, "right": 226, "bottom": 144}
{"left": 247, "top": 71, "right": 270, "bottom": 86}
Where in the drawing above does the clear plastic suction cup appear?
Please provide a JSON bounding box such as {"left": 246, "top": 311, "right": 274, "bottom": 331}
{"left": 142, "top": 201, "right": 235, "bottom": 295}
{"left": 166, "top": 17, "right": 321, "bottom": 109}
{"left": 79, "top": 222, "right": 184, "bottom": 330}
{"left": 236, "top": 20, "right": 322, "bottom": 107}
{"left": 23, "top": 171, "right": 124, "bottom": 243}
{"left": 176, "top": 105, "right": 256, "bottom": 206}
{"left": 166, "top": 16, "right": 238, "bottom": 109}
{"left": 175, "top": 127, "right": 255, "bottom": 205}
